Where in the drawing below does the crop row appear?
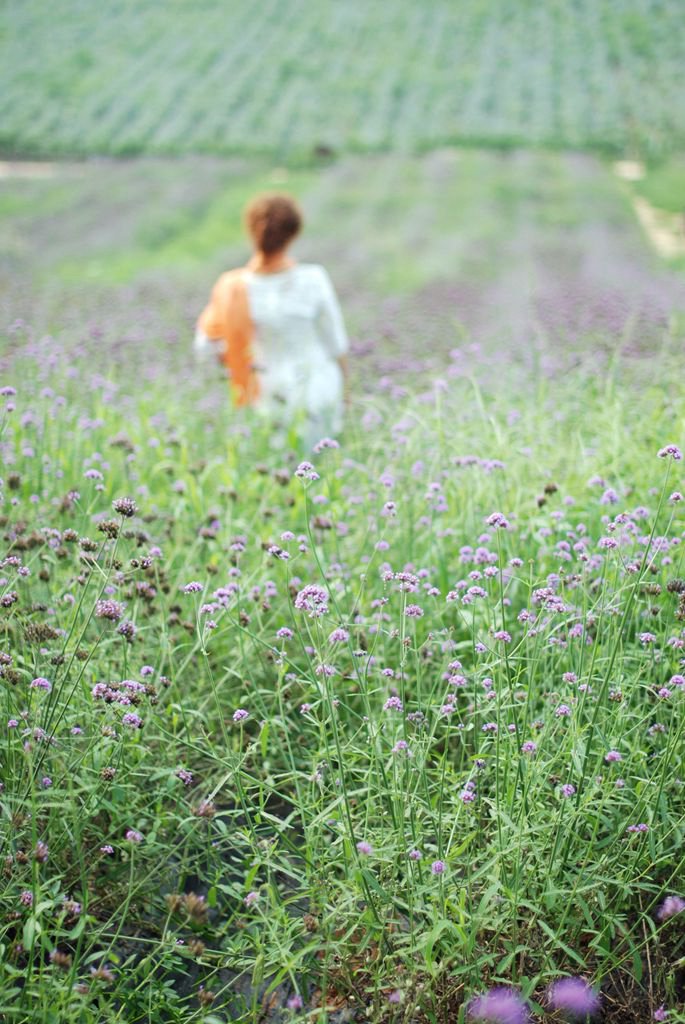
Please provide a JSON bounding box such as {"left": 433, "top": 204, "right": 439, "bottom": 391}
{"left": 1, "top": 0, "right": 684, "bottom": 159}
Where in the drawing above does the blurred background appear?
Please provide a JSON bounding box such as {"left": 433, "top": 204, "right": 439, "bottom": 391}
{"left": 1, "top": 0, "right": 684, "bottom": 384}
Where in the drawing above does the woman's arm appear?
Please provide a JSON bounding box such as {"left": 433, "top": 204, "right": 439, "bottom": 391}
{"left": 316, "top": 266, "right": 349, "bottom": 361}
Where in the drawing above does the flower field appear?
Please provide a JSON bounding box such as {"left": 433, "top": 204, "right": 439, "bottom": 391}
{"left": 2, "top": 0, "right": 685, "bottom": 160}
{"left": 1, "top": 147, "right": 685, "bottom": 1021}
{"left": 1, "top": 303, "right": 684, "bottom": 1020}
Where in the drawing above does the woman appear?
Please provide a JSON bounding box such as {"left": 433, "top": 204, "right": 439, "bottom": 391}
{"left": 194, "top": 193, "right": 349, "bottom": 448}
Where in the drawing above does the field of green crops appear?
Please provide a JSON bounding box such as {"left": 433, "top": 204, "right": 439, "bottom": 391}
{"left": 2, "top": 0, "right": 685, "bottom": 161}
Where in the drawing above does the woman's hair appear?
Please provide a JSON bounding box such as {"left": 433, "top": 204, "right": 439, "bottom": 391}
{"left": 244, "top": 193, "right": 303, "bottom": 255}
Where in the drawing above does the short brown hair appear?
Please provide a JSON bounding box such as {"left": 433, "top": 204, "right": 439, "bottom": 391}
{"left": 244, "top": 193, "right": 303, "bottom": 255}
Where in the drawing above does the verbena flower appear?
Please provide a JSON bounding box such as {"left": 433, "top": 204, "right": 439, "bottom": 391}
{"left": 657, "top": 895, "right": 685, "bottom": 920}
{"left": 95, "top": 599, "right": 124, "bottom": 621}
{"left": 294, "top": 583, "right": 329, "bottom": 617}
{"left": 548, "top": 976, "right": 600, "bottom": 1018}
{"left": 657, "top": 445, "right": 682, "bottom": 460}
{"left": 112, "top": 496, "right": 137, "bottom": 517}
{"left": 182, "top": 581, "right": 203, "bottom": 594}
{"left": 468, "top": 986, "right": 529, "bottom": 1023}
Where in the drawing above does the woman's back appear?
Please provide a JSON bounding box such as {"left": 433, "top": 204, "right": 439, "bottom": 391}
{"left": 246, "top": 262, "right": 348, "bottom": 433}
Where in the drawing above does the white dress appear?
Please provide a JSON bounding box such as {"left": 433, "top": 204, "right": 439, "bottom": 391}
{"left": 195, "top": 263, "right": 348, "bottom": 447}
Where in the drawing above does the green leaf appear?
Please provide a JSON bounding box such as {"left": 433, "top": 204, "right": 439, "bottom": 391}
{"left": 260, "top": 720, "right": 270, "bottom": 759}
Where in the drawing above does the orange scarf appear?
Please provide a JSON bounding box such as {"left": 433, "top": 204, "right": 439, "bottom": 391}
{"left": 197, "top": 268, "right": 259, "bottom": 407}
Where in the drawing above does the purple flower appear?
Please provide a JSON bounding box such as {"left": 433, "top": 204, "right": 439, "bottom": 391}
{"left": 232, "top": 708, "right": 249, "bottom": 722}
{"left": 176, "top": 768, "right": 194, "bottom": 786}
{"left": 30, "top": 676, "right": 52, "bottom": 693}
{"left": 112, "top": 497, "right": 137, "bottom": 518}
{"left": 100, "top": 844, "right": 114, "bottom": 855}
{"left": 468, "top": 986, "right": 529, "bottom": 1023}
{"left": 654, "top": 1006, "right": 669, "bottom": 1021}
{"left": 287, "top": 993, "right": 304, "bottom": 1010}
{"left": 383, "top": 695, "right": 404, "bottom": 712}
{"left": 96, "top": 599, "right": 124, "bottom": 621}
{"left": 521, "top": 741, "right": 537, "bottom": 754}
{"left": 657, "top": 445, "right": 682, "bottom": 461}
{"left": 40, "top": 776, "right": 52, "bottom": 788}
{"left": 548, "top": 977, "right": 600, "bottom": 1018}
{"left": 122, "top": 712, "right": 143, "bottom": 728}
{"left": 626, "top": 823, "right": 649, "bottom": 834}
{"left": 604, "top": 750, "right": 622, "bottom": 763}
{"left": 20, "top": 890, "right": 33, "bottom": 907}
{"left": 599, "top": 487, "right": 619, "bottom": 505}
{"left": 277, "top": 626, "right": 294, "bottom": 639}
{"left": 182, "top": 581, "right": 203, "bottom": 594}
{"left": 294, "top": 461, "right": 319, "bottom": 481}
{"left": 560, "top": 784, "right": 576, "bottom": 798}
{"left": 356, "top": 841, "right": 373, "bottom": 855}
{"left": 657, "top": 895, "right": 685, "bottom": 920}
{"left": 430, "top": 859, "right": 446, "bottom": 875}
{"left": 294, "top": 584, "right": 329, "bottom": 618}
{"left": 313, "top": 437, "right": 339, "bottom": 452}
{"left": 117, "top": 619, "right": 136, "bottom": 641}
{"left": 244, "top": 890, "right": 259, "bottom": 907}
{"left": 485, "top": 512, "right": 510, "bottom": 529}
{"left": 408, "top": 848, "right": 422, "bottom": 860}
{"left": 125, "top": 829, "right": 143, "bottom": 843}
{"left": 555, "top": 704, "right": 572, "bottom": 717}
{"left": 404, "top": 603, "right": 424, "bottom": 618}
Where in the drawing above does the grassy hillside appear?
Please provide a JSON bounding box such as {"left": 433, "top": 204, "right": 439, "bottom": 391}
{"left": 1, "top": 0, "right": 685, "bottom": 160}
